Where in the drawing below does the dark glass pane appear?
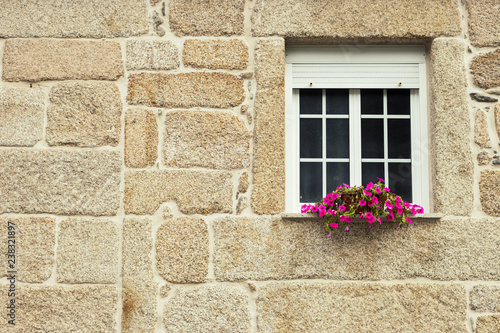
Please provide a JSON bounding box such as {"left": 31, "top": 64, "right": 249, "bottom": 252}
{"left": 300, "top": 118, "right": 322, "bottom": 158}
{"left": 361, "top": 89, "right": 383, "bottom": 115}
{"left": 389, "top": 163, "right": 412, "bottom": 202}
{"left": 388, "top": 119, "right": 411, "bottom": 159}
{"left": 326, "top": 89, "right": 349, "bottom": 114}
{"left": 387, "top": 89, "right": 410, "bottom": 115}
{"left": 326, "top": 119, "right": 349, "bottom": 158}
{"left": 300, "top": 89, "right": 322, "bottom": 114}
{"left": 327, "top": 163, "right": 350, "bottom": 192}
{"left": 361, "top": 119, "right": 384, "bottom": 158}
{"left": 362, "top": 163, "right": 385, "bottom": 186}
{"left": 300, "top": 162, "right": 322, "bottom": 203}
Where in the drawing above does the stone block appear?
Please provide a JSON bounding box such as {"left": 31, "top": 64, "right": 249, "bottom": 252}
{"left": 0, "top": 150, "right": 121, "bottom": 215}
{"left": 471, "top": 49, "right": 500, "bottom": 89}
{"left": 126, "top": 40, "right": 179, "bottom": 71}
{"left": 125, "top": 109, "right": 158, "bottom": 168}
{"left": 163, "top": 285, "right": 250, "bottom": 332}
{"left": 3, "top": 39, "right": 123, "bottom": 82}
{"left": 470, "top": 285, "right": 500, "bottom": 312}
{"left": 57, "top": 218, "right": 118, "bottom": 284}
{"left": 252, "top": 0, "right": 460, "bottom": 40}
{"left": 122, "top": 217, "right": 157, "bottom": 332}
{"left": 156, "top": 217, "right": 209, "bottom": 283}
{"left": 170, "top": 0, "right": 244, "bottom": 36}
{"left": 467, "top": 0, "right": 500, "bottom": 47}
{"left": 238, "top": 172, "right": 249, "bottom": 193}
{"left": 252, "top": 39, "right": 286, "bottom": 214}
{"left": 430, "top": 39, "right": 473, "bottom": 216}
{"left": 47, "top": 82, "right": 122, "bottom": 147}
{"left": 476, "top": 315, "right": 500, "bottom": 333}
{"left": 0, "top": 87, "right": 44, "bottom": 146}
{"left": 128, "top": 72, "right": 244, "bottom": 108}
{"left": 256, "top": 282, "right": 466, "bottom": 332}
{"left": 163, "top": 111, "right": 250, "bottom": 169}
{"left": 0, "top": 0, "right": 148, "bottom": 38}
{"left": 213, "top": 217, "right": 500, "bottom": 281}
{"left": 183, "top": 39, "right": 248, "bottom": 70}
{"left": 477, "top": 151, "right": 493, "bottom": 166}
{"left": 475, "top": 109, "right": 492, "bottom": 148}
{"left": 0, "top": 217, "right": 55, "bottom": 283}
{"left": 0, "top": 285, "right": 117, "bottom": 332}
{"left": 480, "top": 170, "right": 500, "bottom": 216}
{"left": 124, "top": 170, "right": 233, "bottom": 215}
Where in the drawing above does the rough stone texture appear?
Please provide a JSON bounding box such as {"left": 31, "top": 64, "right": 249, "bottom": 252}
{"left": 125, "top": 109, "right": 158, "bottom": 168}
{"left": 156, "top": 217, "right": 209, "bottom": 283}
{"left": 238, "top": 172, "right": 249, "bottom": 193}
{"left": 257, "top": 282, "right": 466, "bottom": 333}
{"left": 476, "top": 315, "right": 500, "bottom": 333}
{"left": 471, "top": 49, "right": 500, "bottom": 90}
{"left": 496, "top": 104, "right": 500, "bottom": 139}
{"left": 252, "top": 0, "right": 460, "bottom": 39}
{"left": 213, "top": 217, "right": 500, "bottom": 281}
{"left": 57, "top": 219, "right": 118, "bottom": 284}
{"left": 47, "top": 82, "right": 122, "bottom": 147}
{"left": 0, "top": 217, "right": 55, "bottom": 283}
{"left": 163, "top": 111, "right": 251, "bottom": 169}
{"left": 126, "top": 40, "right": 179, "bottom": 70}
{"left": 122, "top": 217, "right": 157, "bottom": 333}
{"left": 467, "top": 0, "right": 500, "bottom": 47}
{"left": 471, "top": 93, "right": 498, "bottom": 103}
{"left": 0, "top": 87, "right": 44, "bottom": 146}
{"left": 0, "top": 0, "right": 148, "bottom": 38}
{"left": 3, "top": 39, "right": 123, "bottom": 82}
{"left": 160, "top": 284, "right": 171, "bottom": 298}
{"left": 128, "top": 72, "right": 244, "bottom": 108}
{"left": 125, "top": 170, "right": 233, "bottom": 215}
{"left": 470, "top": 285, "right": 500, "bottom": 312}
{"left": 183, "top": 39, "right": 248, "bottom": 70}
{"left": 0, "top": 285, "right": 117, "bottom": 332}
{"left": 0, "top": 150, "right": 121, "bottom": 215}
{"left": 163, "top": 285, "right": 250, "bottom": 332}
{"left": 252, "top": 39, "right": 286, "bottom": 214}
{"left": 479, "top": 170, "right": 500, "bottom": 216}
{"left": 488, "top": 88, "right": 500, "bottom": 95}
{"left": 475, "top": 109, "right": 492, "bottom": 148}
{"left": 170, "top": 0, "right": 245, "bottom": 36}
{"left": 162, "top": 205, "right": 174, "bottom": 219}
{"left": 430, "top": 39, "right": 473, "bottom": 216}
{"left": 478, "top": 151, "right": 493, "bottom": 166}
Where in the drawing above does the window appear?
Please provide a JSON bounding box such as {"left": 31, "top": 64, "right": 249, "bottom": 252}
{"left": 285, "top": 46, "right": 429, "bottom": 212}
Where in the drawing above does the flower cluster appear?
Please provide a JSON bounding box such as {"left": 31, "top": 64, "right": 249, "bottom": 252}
{"left": 301, "top": 178, "right": 424, "bottom": 236}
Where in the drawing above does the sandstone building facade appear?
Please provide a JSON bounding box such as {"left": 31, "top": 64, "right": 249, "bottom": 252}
{"left": 0, "top": 0, "right": 499, "bottom": 332}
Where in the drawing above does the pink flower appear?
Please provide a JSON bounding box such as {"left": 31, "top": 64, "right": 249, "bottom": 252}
{"left": 359, "top": 200, "right": 367, "bottom": 206}
{"left": 318, "top": 205, "right": 327, "bottom": 217}
{"left": 417, "top": 206, "right": 424, "bottom": 214}
{"left": 366, "top": 182, "right": 375, "bottom": 190}
{"left": 327, "top": 209, "right": 337, "bottom": 216}
{"left": 377, "top": 216, "right": 382, "bottom": 225}
{"left": 345, "top": 216, "right": 353, "bottom": 223}
{"left": 368, "top": 197, "right": 378, "bottom": 207}
{"left": 384, "top": 187, "right": 391, "bottom": 192}
{"left": 365, "top": 212, "right": 375, "bottom": 223}
{"left": 396, "top": 196, "right": 402, "bottom": 203}
{"left": 386, "top": 200, "right": 393, "bottom": 209}
{"left": 328, "top": 232, "right": 332, "bottom": 239}
{"left": 343, "top": 183, "right": 351, "bottom": 188}
{"left": 301, "top": 204, "right": 311, "bottom": 213}
{"left": 376, "top": 205, "right": 381, "bottom": 210}
{"left": 387, "top": 212, "right": 394, "bottom": 221}
{"left": 377, "top": 177, "right": 385, "bottom": 183}
{"left": 339, "top": 205, "right": 346, "bottom": 211}
{"left": 332, "top": 193, "right": 339, "bottom": 200}
{"left": 311, "top": 206, "right": 318, "bottom": 213}
{"left": 375, "top": 187, "right": 382, "bottom": 194}
{"left": 339, "top": 215, "right": 346, "bottom": 222}
{"left": 323, "top": 197, "right": 332, "bottom": 205}
{"left": 336, "top": 185, "right": 342, "bottom": 191}
{"left": 330, "top": 222, "right": 339, "bottom": 229}
{"left": 359, "top": 212, "right": 364, "bottom": 220}
{"left": 407, "top": 218, "right": 413, "bottom": 225}
{"left": 344, "top": 227, "right": 350, "bottom": 232}
{"left": 397, "top": 208, "right": 404, "bottom": 215}
{"left": 363, "top": 190, "right": 373, "bottom": 197}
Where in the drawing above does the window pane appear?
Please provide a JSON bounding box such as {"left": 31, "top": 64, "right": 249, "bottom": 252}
{"left": 389, "top": 163, "right": 412, "bottom": 202}
{"left": 300, "top": 162, "right": 322, "bottom": 203}
{"left": 300, "top": 89, "right": 322, "bottom": 114}
{"left": 362, "top": 162, "right": 385, "bottom": 186}
{"left": 326, "top": 89, "right": 349, "bottom": 114}
{"left": 300, "top": 118, "right": 322, "bottom": 158}
{"left": 387, "top": 89, "right": 410, "bottom": 115}
{"left": 361, "top": 89, "right": 383, "bottom": 114}
{"left": 361, "top": 119, "right": 384, "bottom": 158}
{"left": 327, "top": 163, "right": 350, "bottom": 192}
{"left": 326, "top": 119, "right": 349, "bottom": 158}
{"left": 388, "top": 119, "right": 411, "bottom": 159}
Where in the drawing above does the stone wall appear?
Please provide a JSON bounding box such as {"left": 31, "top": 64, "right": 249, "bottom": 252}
{"left": 0, "top": 0, "right": 498, "bottom": 332}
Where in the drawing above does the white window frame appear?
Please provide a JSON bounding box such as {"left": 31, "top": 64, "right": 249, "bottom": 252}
{"left": 285, "top": 46, "right": 429, "bottom": 213}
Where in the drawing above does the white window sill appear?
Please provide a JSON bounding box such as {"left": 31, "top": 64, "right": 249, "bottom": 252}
{"left": 281, "top": 213, "right": 443, "bottom": 222}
